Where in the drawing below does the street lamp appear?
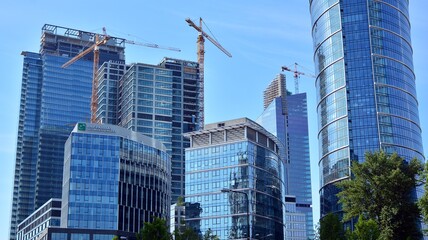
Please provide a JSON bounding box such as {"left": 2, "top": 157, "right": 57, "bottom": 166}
{"left": 221, "top": 188, "right": 250, "bottom": 240}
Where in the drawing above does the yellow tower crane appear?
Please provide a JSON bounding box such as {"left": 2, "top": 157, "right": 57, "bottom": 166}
{"left": 185, "top": 17, "right": 232, "bottom": 129}
{"left": 62, "top": 28, "right": 180, "bottom": 123}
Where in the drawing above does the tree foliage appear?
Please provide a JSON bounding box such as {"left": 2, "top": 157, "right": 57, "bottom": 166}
{"left": 174, "top": 227, "right": 199, "bottom": 240}
{"left": 202, "top": 228, "right": 219, "bottom": 240}
{"left": 419, "top": 162, "right": 428, "bottom": 233}
{"left": 136, "top": 217, "right": 171, "bottom": 240}
{"left": 177, "top": 196, "right": 185, "bottom": 206}
{"left": 319, "top": 213, "right": 345, "bottom": 240}
{"left": 313, "top": 222, "right": 320, "bottom": 240}
{"left": 345, "top": 215, "right": 380, "bottom": 240}
{"left": 173, "top": 227, "right": 219, "bottom": 240}
{"left": 336, "top": 151, "right": 423, "bottom": 239}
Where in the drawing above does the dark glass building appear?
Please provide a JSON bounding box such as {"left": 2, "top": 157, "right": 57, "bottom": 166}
{"left": 184, "top": 118, "right": 285, "bottom": 239}
{"left": 309, "top": 0, "right": 425, "bottom": 217}
{"left": 257, "top": 74, "right": 313, "bottom": 239}
{"left": 62, "top": 123, "right": 170, "bottom": 233}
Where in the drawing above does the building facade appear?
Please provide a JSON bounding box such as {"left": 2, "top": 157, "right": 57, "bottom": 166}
{"left": 309, "top": 0, "right": 425, "bottom": 217}
{"left": 184, "top": 118, "right": 285, "bottom": 239}
{"left": 96, "top": 61, "right": 128, "bottom": 125}
{"left": 36, "top": 228, "right": 134, "bottom": 240}
{"left": 170, "top": 203, "right": 186, "bottom": 236}
{"left": 97, "top": 58, "right": 201, "bottom": 203}
{"left": 257, "top": 74, "right": 313, "bottom": 238}
{"left": 16, "top": 198, "right": 61, "bottom": 240}
{"left": 61, "top": 123, "right": 171, "bottom": 234}
{"left": 284, "top": 196, "right": 307, "bottom": 240}
{"left": 10, "top": 24, "right": 125, "bottom": 240}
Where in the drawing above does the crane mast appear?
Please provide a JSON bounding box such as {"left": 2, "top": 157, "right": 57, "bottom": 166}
{"left": 185, "top": 17, "right": 231, "bottom": 129}
{"left": 197, "top": 19, "right": 205, "bottom": 131}
{"left": 91, "top": 35, "right": 101, "bottom": 123}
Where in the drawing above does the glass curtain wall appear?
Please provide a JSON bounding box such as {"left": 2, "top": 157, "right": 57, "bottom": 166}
{"left": 309, "top": 0, "right": 424, "bottom": 217}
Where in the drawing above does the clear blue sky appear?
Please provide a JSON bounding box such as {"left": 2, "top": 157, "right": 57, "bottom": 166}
{"left": 1, "top": 1, "right": 427, "bottom": 238}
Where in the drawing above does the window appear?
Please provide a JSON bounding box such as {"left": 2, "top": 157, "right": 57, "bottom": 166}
{"left": 71, "top": 234, "right": 90, "bottom": 240}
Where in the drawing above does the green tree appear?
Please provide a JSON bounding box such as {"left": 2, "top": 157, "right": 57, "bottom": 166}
{"left": 136, "top": 217, "right": 171, "bottom": 240}
{"left": 419, "top": 162, "right": 428, "bottom": 233}
{"left": 112, "top": 236, "right": 120, "bottom": 240}
{"left": 336, "top": 151, "right": 423, "bottom": 239}
{"left": 313, "top": 222, "right": 320, "bottom": 240}
{"left": 319, "top": 213, "right": 345, "bottom": 240}
{"left": 173, "top": 227, "right": 219, "bottom": 240}
{"left": 173, "top": 227, "right": 200, "bottom": 240}
{"left": 202, "top": 228, "right": 219, "bottom": 240}
{"left": 177, "top": 196, "right": 185, "bottom": 206}
{"left": 345, "top": 215, "right": 380, "bottom": 240}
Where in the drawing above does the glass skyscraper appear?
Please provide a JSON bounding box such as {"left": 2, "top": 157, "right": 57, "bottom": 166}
{"left": 309, "top": 0, "right": 425, "bottom": 217}
{"left": 10, "top": 24, "right": 125, "bottom": 240}
{"left": 257, "top": 74, "right": 313, "bottom": 239}
{"left": 97, "top": 58, "right": 201, "bottom": 203}
{"left": 61, "top": 123, "right": 170, "bottom": 233}
{"left": 184, "top": 118, "right": 285, "bottom": 239}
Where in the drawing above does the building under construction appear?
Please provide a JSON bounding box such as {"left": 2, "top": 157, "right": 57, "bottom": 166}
{"left": 263, "top": 73, "right": 288, "bottom": 114}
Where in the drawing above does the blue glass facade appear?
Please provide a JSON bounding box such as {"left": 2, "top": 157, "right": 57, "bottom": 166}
{"left": 310, "top": 0, "right": 425, "bottom": 217}
{"left": 62, "top": 123, "right": 170, "bottom": 234}
{"left": 96, "top": 61, "right": 128, "bottom": 125}
{"left": 62, "top": 132, "right": 119, "bottom": 230}
{"left": 184, "top": 118, "right": 285, "bottom": 239}
{"left": 284, "top": 196, "right": 307, "bottom": 239}
{"left": 257, "top": 86, "right": 313, "bottom": 239}
{"left": 100, "top": 58, "right": 200, "bottom": 203}
{"left": 10, "top": 24, "right": 125, "bottom": 240}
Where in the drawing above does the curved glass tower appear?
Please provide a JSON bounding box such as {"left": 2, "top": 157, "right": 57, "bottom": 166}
{"left": 309, "top": 0, "right": 424, "bottom": 217}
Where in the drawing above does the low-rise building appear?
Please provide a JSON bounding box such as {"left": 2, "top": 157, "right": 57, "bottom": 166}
{"left": 17, "top": 198, "right": 61, "bottom": 240}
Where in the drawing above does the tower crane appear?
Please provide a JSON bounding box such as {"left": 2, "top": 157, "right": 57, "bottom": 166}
{"left": 61, "top": 28, "right": 180, "bottom": 123}
{"left": 185, "top": 17, "right": 232, "bottom": 129}
{"left": 281, "top": 63, "right": 316, "bottom": 94}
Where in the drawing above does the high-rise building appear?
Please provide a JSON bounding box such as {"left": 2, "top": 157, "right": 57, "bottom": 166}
{"left": 10, "top": 24, "right": 125, "bottom": 240}
{"left": 184, "top": 118, "right": 285, "bottom": 239}
{"left": 257, "top": 74, "right": 313, "bottom": 238}
{"left": 61, "top": 123, "right": 170, "bottom": 233}
{"left": 309, "top": 0, "right": 425, "bottom": 217}
{"left": 96, "top": 61, "right": 128, "bottom": 125}
{"left": 97, "top": 58, "right": 201, "bottom": 203}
